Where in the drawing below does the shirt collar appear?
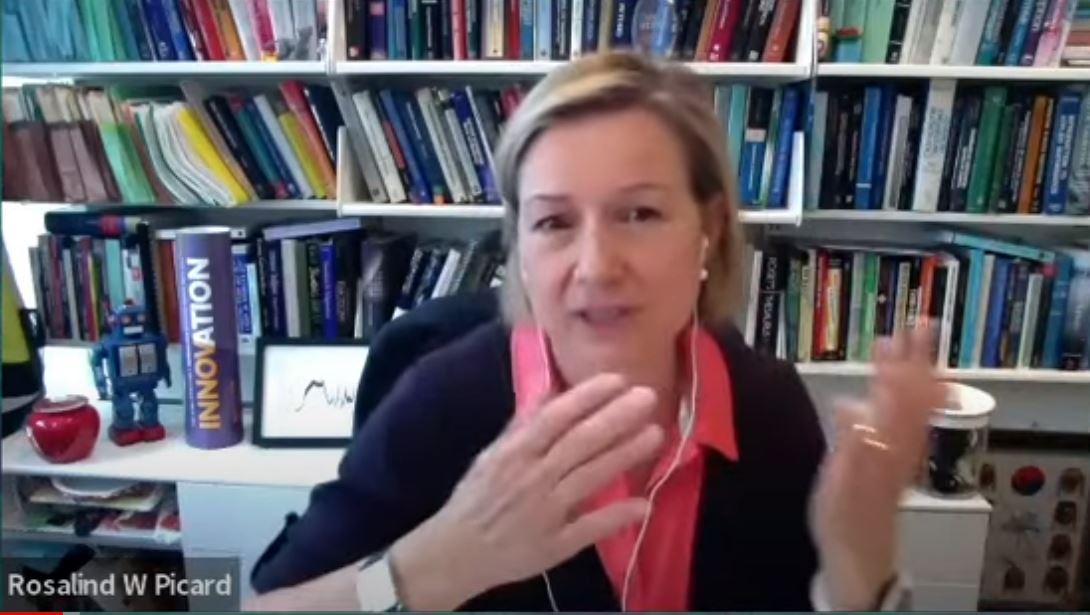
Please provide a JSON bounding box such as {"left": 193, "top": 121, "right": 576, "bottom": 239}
{"left": 510, "top": 324, "right": 738, "bottom": 461}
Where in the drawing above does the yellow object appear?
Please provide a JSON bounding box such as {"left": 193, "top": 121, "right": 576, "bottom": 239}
{"left": 279, "top": 112, "right": 327, "bottom": 199}
{"left": 2, "top": 250, "right": 30, "bottom": 364}
{"left": 177, "top": 106, "right": 251, "bottom": 204}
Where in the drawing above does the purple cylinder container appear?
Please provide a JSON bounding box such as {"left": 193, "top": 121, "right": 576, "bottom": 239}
{"left": 175, "top": 227, "right": 244, "bottom": 449}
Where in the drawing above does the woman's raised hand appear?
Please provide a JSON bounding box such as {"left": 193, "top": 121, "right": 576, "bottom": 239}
{"left": 810, "top": 326, "right": 947, "bottom": 609}
{"left": 389, "top": 373, "right": 664, "bottom": 610}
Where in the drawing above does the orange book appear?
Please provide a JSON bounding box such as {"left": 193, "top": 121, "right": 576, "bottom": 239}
{"left": 1017, "top": 95, "right": 1054, "bottom": 214}
{"left": 211, "top": 0, "right": 246, "bottom": 60}
{"left": 278, "top": 82, "right": 337, "bottom": 197}
{"left": 762, "top": 0, "right": 800, "bottom": 62}
{"left": 917, "top": 255, "right": 936, "bottom": 331}
{"left": 696, "top": 1, "right": 722, "bottom": 61}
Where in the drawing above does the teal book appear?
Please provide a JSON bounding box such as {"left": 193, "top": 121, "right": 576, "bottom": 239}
{"left": 111, "top": 0, "right": 142, "bottom": 61}
{"left": 966, "top": 86, "right": 1008, "bottom": 213}
{"left": 80, "top": 0, "right": 104, "bottom": 61}
{"left": 727, "top": 85, "right": 749, "bottom": 176}
{"left": 105, "top": 239, "right": 126, "bottom": 309}
{"left": 861, "top": 0, "right": 896, "bottom": 63}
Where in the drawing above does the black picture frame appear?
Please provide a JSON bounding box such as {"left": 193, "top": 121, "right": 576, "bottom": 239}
{"left": 252, "top": 337, "right": 370, "bottom": 448}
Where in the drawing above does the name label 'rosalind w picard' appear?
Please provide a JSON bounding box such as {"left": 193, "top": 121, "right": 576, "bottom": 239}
{"left": 6, "top": 571, "right": 233, "bottom": 597}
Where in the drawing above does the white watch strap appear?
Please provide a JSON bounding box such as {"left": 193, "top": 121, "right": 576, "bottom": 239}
{"left": 355, "top": 552, "right": 402, "bottom": 612}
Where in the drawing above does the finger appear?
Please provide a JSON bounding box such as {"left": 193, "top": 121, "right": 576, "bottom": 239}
{"left": 504, "top": 373, "right": 631, "bottom": 458}
{"left": 910, "top": 324, "right": 934, "bottom": 365}
{"left": 553, "top": 424, "right": 665, "bottom": 510}
{"left": 890, "top": 328, "right": 910, "bottom": 362}
{"left": 553, "top": 498, "right": 648, "bottom": 560}
{"left": 541, "top": 386, "right": 657, "bottom": 482}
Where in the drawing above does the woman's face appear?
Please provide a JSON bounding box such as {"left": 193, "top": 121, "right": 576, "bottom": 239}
{"left": 517, "top": 107, "right": 710, "bottom": 381}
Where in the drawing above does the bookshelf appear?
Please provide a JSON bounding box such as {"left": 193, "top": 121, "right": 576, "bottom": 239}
{"left": 1, "top": 0, "right": 1086, "bottom": 415}
{"left": 2, "top": 61, "right": 329, "bottom": 80}
{"left": 802, "top": 210, "right": 1090, "bottom": 227}
{"left": 816, "top": 63, "right": 1090, "bottom": 82}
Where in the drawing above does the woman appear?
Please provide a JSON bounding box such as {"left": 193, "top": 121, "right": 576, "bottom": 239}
{"left": 249, "top": 52, "right": 944, "bottom": 611}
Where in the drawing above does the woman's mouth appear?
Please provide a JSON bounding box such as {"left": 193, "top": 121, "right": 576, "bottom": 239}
{"left": 574, "top": 306, "right": 637, "bottom": 329}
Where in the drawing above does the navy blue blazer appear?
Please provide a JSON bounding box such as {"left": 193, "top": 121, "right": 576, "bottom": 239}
{"left": 251, "top": 319, "right": 827, "bottom": 611}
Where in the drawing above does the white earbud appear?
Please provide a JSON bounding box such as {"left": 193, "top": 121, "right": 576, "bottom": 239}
{"left": 700, "top": 236, "right": 709, "bottom": 281}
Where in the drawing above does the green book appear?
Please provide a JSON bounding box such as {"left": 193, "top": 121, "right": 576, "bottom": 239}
{"left": 410, "top": 0, "right": 426, "bottom": 59}
{"left": 727, "top": 85, "right": 749, "bottom": 175}
{"left": 80, "top": 0, "right": 103, "bottom": 61}
{"left": 759, "top": 89, "right": 783, "bottom": 208}
{"left": 966, "top": 86, "right": 1008, "bottom": 214}
{"left": 91, "top": 0, "right": 120, "bottom": 61}
{"left": 986, "top": 100, "right": 1020, "bottom": 212}
{"left": 861, "top": 0, "right": 896, "bottom": 63}
{"left": 110, "top": 0, "right": 141, "bottom": 61}
{"left": 104, "top": 239, "right": 126, "bottom": 309}
{"left": 859, "top": 253, "right": 881, "bottom": 362}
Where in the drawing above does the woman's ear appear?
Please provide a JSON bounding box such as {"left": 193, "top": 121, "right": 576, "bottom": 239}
{"left": 700, "top": 195, "right": 727, "bottom": 253}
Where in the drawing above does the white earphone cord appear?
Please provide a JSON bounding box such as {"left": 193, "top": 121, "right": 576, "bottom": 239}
{"left": 542, "top": 311, "right": 701, "bottom": 612}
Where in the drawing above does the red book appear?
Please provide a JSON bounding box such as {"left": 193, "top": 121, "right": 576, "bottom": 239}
{"left": 191, "top": 0, "right": 227, "bottom": 60}
{"left": 453, "top": 0, "right": 467, "bottom": 59}
{"left": 761, "top": 0, "right": 800, "bottom": 62}
{"left": 77, "top": 238, "right": 98, "bottom": 342}
{"left": 917, "top": 255, "right": 936, "bottom": 331}
{"left": 248, "top": 0, "right": 277, "bottom": 59}
{"left": 707, "top": 0, "right": 742, "bottom": 62}
{"left": 157, "top": 239, "right": 181, "bottom": 343}
{"left": 506, "top": 0, "right": 520, "bottom": 59}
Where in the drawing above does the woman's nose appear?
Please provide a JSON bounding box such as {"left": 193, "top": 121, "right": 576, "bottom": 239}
{"left": 572, "top": 226, "right": 623, "bottom": 285}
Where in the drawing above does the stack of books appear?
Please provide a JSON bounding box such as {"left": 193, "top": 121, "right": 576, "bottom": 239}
{"left": 3, "top": 81, "right": 341, "bottom": 205}
{"left": 343, "top": 82, "right": 806, "bottom": 209}
{"left": 1065, "top": 0, "right": 1090, "bottom": 65}
{"left": 1, "top": 0, "right": 326, "bottom": 63}
{"left": 716, "top": 84, "right": 806, "bottom": 210}
{"left": 343, "top": 0, "right": 802, "bottom": 62}
{"left": 342, "top": 85, "right": 516, "bottom": 205}
{"left": 820, "top": 0, "right": 1083, "bottom": 67}
{"left": 744, "top": 231, "right": 1090, "bottom": 371}
{"left": 809, "top": 82, "right": 1090, "bottom": 215}
{"left": 29, "top": 217, "right": 504, "bottom": 350}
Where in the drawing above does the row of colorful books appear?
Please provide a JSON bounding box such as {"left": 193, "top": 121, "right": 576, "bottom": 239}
{"left": 820, "top": 0, "right": 1090, "bottom": 67}
{"left": 345, "top": 0, "right": 801, "bottom": 62}
{"left": 2, "top": 82, "right": 342, "bottom": 205}
{"left": 809, "top": 82, "right": 1090, "bottom": 215}
{"left": 744, "top": 231, "right": 1090, "bottom": 371}
{"left": 345, "top": 82, "right": 804, "bottom": 209}
{"left": 28, "top": 217, "right": 504, "bottom": 350}
{"left": 2, "top": 0, "right": 326, "bottom": 63}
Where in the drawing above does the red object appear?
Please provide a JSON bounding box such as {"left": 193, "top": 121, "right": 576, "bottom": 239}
{"left": 511, "top": 324, "right": 739, "bottom": 610}
{"left": 762, "top": 0, "right": 801, "bottom": 62}
{"left": 452, "top": 0, "right": 467, "bottom": 60}
{"left": 506, "top": 0, "right": 520, "bottom": 59}
{"left": 707, "top": 0, "right": 741, "bottom": 62}
{"left": 191, "top": 0, "right": 227, "bottom": 60}
{"left": 25, "top": 396, "right": 100, "bottom": 464}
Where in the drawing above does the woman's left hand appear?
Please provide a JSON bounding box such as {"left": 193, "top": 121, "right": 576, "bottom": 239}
{"left": 810, "top": 327, "right": 947, "bottom": 610}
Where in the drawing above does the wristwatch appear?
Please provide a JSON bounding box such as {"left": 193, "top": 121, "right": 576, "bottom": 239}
{"left": 355, "top": 551, "right": 405, "bottom": 612}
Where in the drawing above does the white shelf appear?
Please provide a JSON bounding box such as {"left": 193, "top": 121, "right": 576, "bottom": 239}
{"left": 802, "top": 210, "right": 1090, "bottom": 226}
{"left": 3, "top": 526, "right": 181, "bottom": 551}
{"left": 797, "top": 362, "right": 1090, "bottom": 384}
{"left": 817, "top": 63, "right": 1090, "bottom": 82}
{"left": 5, "top": 199, "right": 337, "bottom": 212}
{"left": 342, "top": 203, "right": 505, "bottom": 219}
{"left": 1, "top": 403, "right": 342, "bottom": 488}
{"left": 900, "top": 488, "right": 991, "bottom": 514}
{"left": 341, "top": 202, "right": 802, "bottom": 225}
{"left": 1, "top": 61, "right": 327, "bottom": 80}
{"left": 335, "top": 60, "right": 810, "bottom": 82}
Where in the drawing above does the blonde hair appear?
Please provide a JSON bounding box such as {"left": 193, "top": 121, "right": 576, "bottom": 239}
{"left": 494, "top": 51, "right": 745, "bottom": 328}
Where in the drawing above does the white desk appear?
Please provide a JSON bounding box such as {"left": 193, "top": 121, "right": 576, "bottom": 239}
{"left": 2, "top": 403, "right": 991, "bottom": 611}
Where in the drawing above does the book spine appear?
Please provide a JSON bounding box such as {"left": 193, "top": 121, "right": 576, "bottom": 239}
{"left": 989, "top": 99, "right": 1023, "bottom": 213}
{"left": 610, "top": 0, "right": 636, "bottom": 48}
{"left": 708, "top": 0, "right": 739, "bottom": 61}
{"left": 1058, "top": 255, "right": 1089, "bottom": 369}
{"left": 266, "top": 239, "right": 285, "bottom": 336}
{"left": 981, "top": 256, "right": 1011, "bottom": 367}
{"left": 232, "top": 244, "right": 254, "bottom": 351}
{"left": 1004, "top": 0, "right": 1036, "bottom": 65}
{"left": 162, "top": 0, "right": 197, "bottom": 59}
{"left": 967, "top": 86, "right": 1008, "bottom": 213}
{"left": 1029, "top": 95, "right": 1056, "bottom": 214}
{"left": 912, "top": 80, "right": 957, "bottom": 212}
{"left": 1068, "top": 89, "right": 1090, "bottom": 215}
{"left": 854, "top": 87, "right": 883, "bottom": 210}
{"left": 368, "top": 0, "right": 388, "bottom": 58}
{"left": 570, "top": 0, "right": 584, "bottom": 58}
{"left": 885, "top": 0, "right": 913, "bottom": 63}
{"left": 1019, "top": 0, "right": 1052, "bottom": 66}
{"left": 306, "top": 239, "right": 323, "bottom": 337}
{"left": 728, "top": 0, "right": 757, "bottom": 61}
{"left": 352, "top": 90, "right": 407, "bottom": 202}
{"left": 142, "top": 0, "right": 179, "bottom": 59}
{"left": 756, "top": 246, "right": 783, "bottom": 356}
{"left": 1003, "top": 261, "right": 1030, "bottom": 367}
{"left": 536, "top": 0, "right": 553, "bottom": 58}
{"left": 976, "top": 0, "right": 1010, "bottom": 64}
{"left": 192, "top": 0, "right": 226, "bottom": 59}
{"left": 1044, "top": 90, "right": 1081, "bottom": 214}
{"left": 377, "top": 90, "right": 432, "bottom": 204}
{"left": 484, "top": 0, "right": 505, "bottom": 57}
{"left": 1017, "top": 271, "right": 1043, "bottom": 367}
{"left": 769, "top": 86, "right": 800, "bottom": 209}
{"left": 320, "top": 241, "right": 338, "bottom": 339}
{"left": 582, "top": 0, "right": 599, "bottom": 54}
{"left": 744, "top": 0, "right": 778, "bottom": 61}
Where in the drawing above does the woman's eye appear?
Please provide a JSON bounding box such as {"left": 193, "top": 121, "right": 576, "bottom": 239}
{"left": 532, "top": 215, "right": 570, "bottom": 232}
{"left": 625, "top": 206, "right": 662, "bottom": 222}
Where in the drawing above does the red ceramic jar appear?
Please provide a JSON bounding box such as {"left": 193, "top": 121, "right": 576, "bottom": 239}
{"left": 25, "top": 395, "right": 100, "bottom": 464}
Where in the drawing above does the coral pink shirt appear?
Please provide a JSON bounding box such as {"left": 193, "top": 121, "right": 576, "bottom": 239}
{"left": 511, "top": 325, "right": 739, "bottom": 611}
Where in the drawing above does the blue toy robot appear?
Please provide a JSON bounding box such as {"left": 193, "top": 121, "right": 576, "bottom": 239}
{"left": 90, "top": 303, "right": 172, "bottom": 446}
